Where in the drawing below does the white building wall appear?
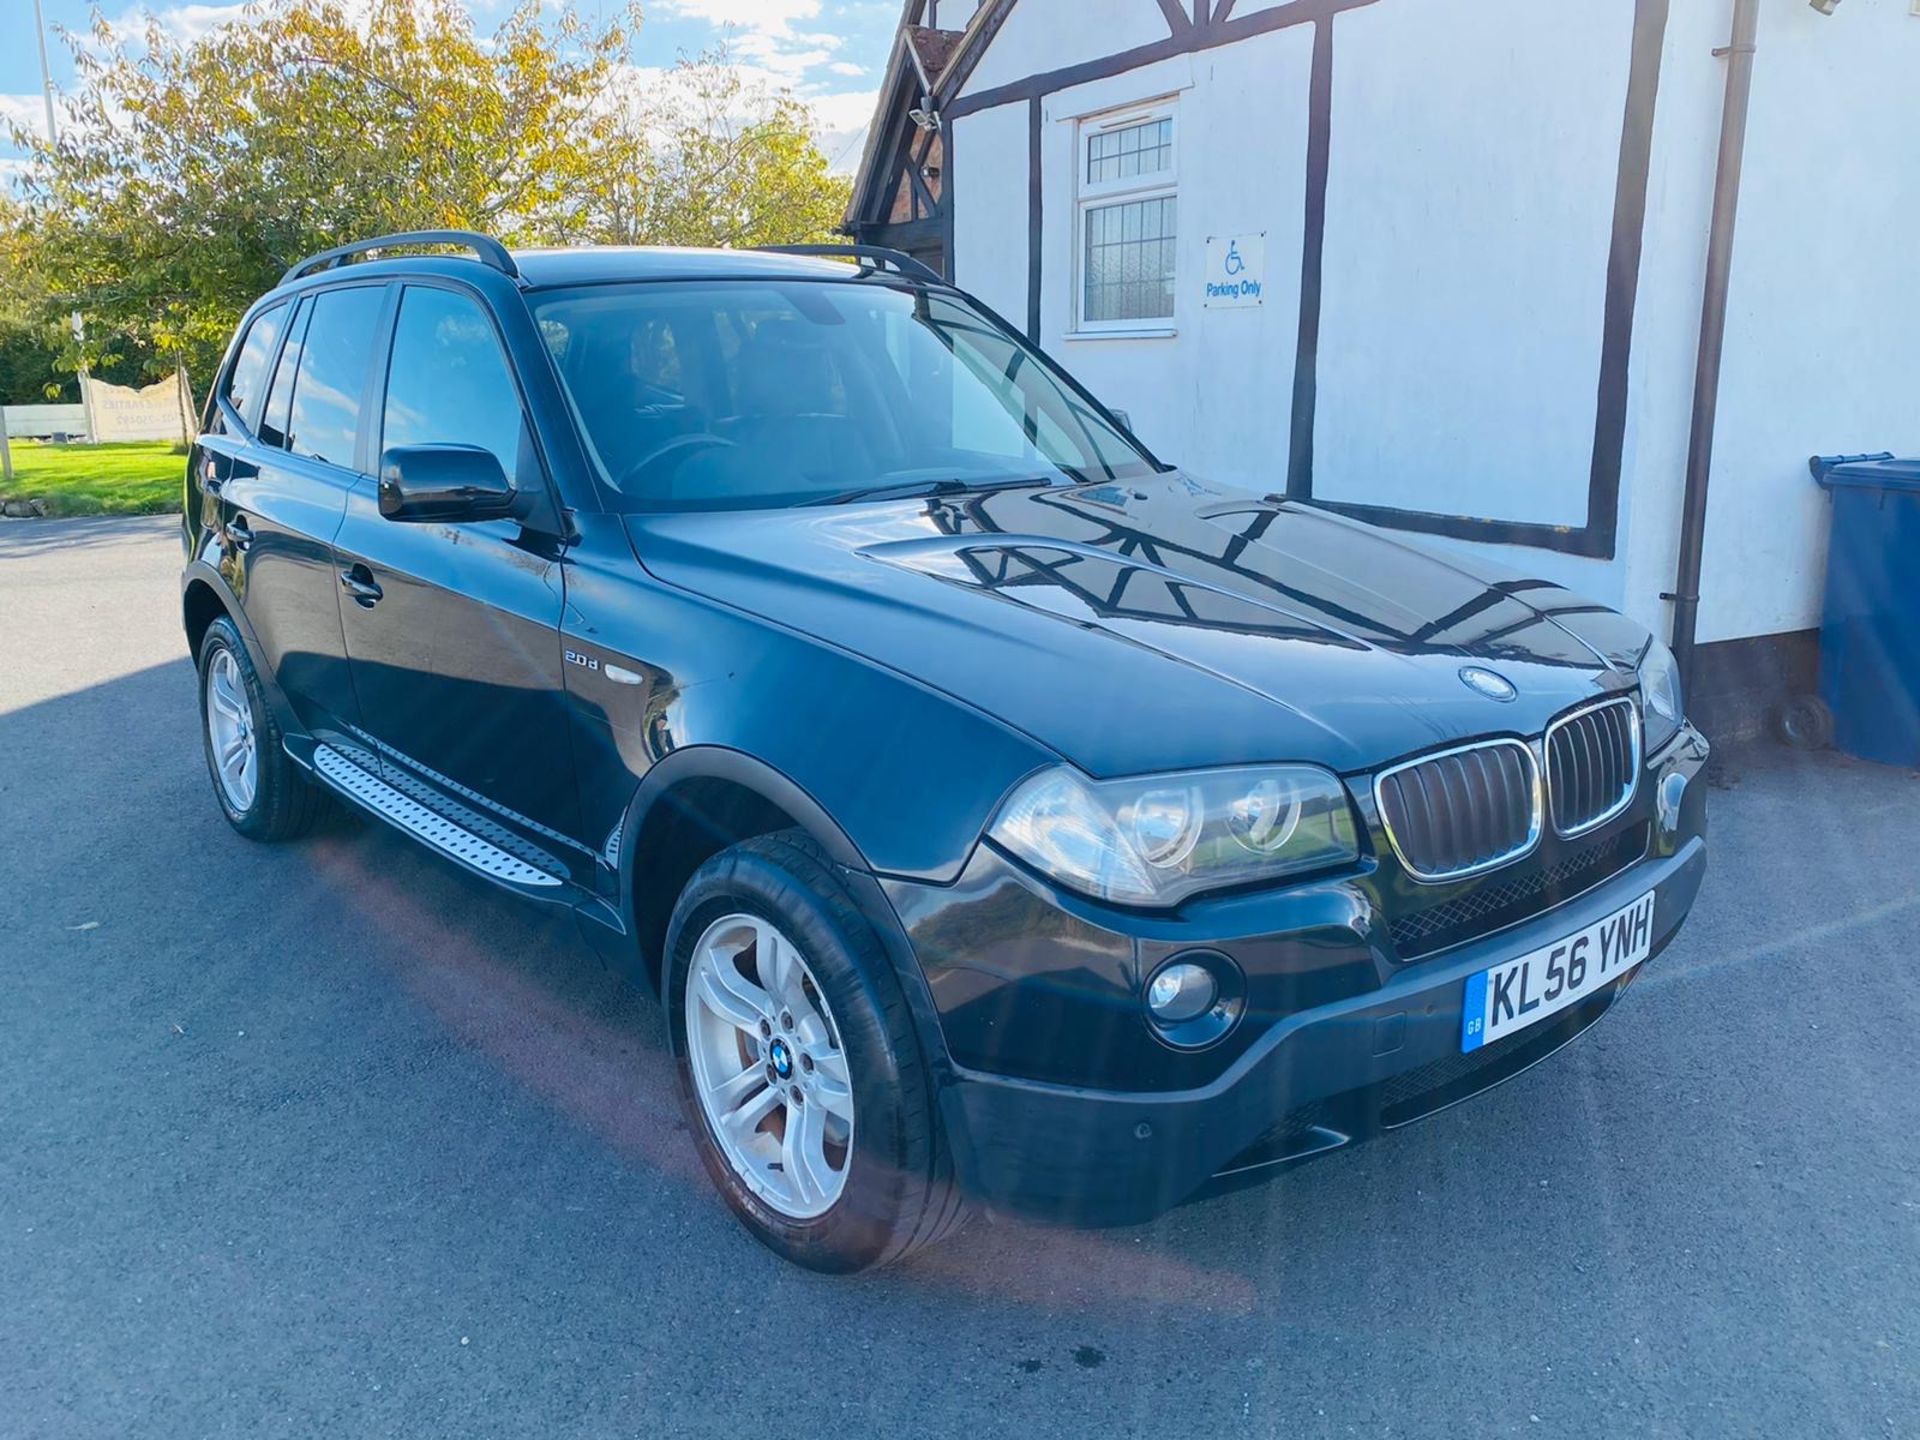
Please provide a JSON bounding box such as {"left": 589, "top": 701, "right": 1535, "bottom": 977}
{"left": 1625, "top": 0, "right": 1920, "bottom": 644}
{"left": 928, "top": 0, "right": 987, "bottom": 29}
{"left": 1310, "top": 0, "right": 1635, "bottom": 532}
{"left": 1033, "top": 36, "right": 1316, "bottom": 486}
{"left": 962, "top": 0, "right": 1175, "bottom": 96}
{"left": 950, "top": 101, "right": 1032, "bottom": 331}
{"left": 945, "top": 0, "right": 1920, "bottom": 645}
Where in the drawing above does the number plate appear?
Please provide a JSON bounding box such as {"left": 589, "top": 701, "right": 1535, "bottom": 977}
{"left": 1460, "top": 891, "right": 1655, "bottom": 1052}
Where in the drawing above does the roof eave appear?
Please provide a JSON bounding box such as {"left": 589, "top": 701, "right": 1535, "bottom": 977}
{"left": 844, "top": 28, "right": 921, "bottom": 230}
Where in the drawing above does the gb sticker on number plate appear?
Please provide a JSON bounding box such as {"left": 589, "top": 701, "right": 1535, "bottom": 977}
{"left": 1460, "top": 891, "right": 1656, "bottom": 1052}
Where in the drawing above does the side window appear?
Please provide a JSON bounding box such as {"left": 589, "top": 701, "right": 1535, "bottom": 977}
{"left": 221, "top": 302, "right": 288, "bottom": 429}
{"left": 382, "top": 286, "right": 528, "bottom": 485}
{"left": 287, "top": 286, "right": 387, "bottom": 469}
{"left": 258, "top": 297, "right": 310, "bottom": 450}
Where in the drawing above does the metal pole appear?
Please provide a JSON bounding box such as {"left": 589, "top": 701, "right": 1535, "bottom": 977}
{"left": 1667, "top": 0, "right": 1759, "bottom": 688}
{"left": 33, "top": 0, "right": 58, "bottom": 143}
{"left": 33, "top": 0, "right": 93, "bottom": 437}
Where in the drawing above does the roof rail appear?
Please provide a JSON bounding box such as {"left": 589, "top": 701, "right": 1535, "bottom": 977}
{"left": 280, "top": 230, "right": 520, "bottom": 286}
{"left": 752, "top": 243, "right": 943, "bottom": 285}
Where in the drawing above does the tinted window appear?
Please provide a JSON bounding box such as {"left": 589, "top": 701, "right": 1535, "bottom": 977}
{"left": 382, "top": 287, "right": 526, "bottom": 485}
{"left": 222, "top": 302, "right": 288, "bottom": 427}
{"left": 259, "top": 297, "right": 310, "bottom": 450}
{"left": 287, "top": 286, "right": 386, "bottom": 469}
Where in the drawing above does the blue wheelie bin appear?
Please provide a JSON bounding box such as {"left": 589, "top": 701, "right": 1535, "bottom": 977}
{"left": 1808, "top": 453, "right": 1920, "bottom": 768}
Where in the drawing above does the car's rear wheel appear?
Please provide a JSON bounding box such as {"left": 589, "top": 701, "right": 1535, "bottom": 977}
{"left": 665, "top": 830, "right": 966, "bottom": 1272}
{"left": 197, "top": 616, "right": 328, "bottom": 841}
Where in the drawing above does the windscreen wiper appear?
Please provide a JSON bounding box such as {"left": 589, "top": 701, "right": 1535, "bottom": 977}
{"left": 818, "top": 475, "right": 1053, "bottom": 506}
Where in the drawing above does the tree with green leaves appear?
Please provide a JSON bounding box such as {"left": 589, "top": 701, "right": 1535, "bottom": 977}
{"left": 4, "top": 0, "right": 852, "bottom": 398}
{"left": 588, "top": 48, "right": 854, "bottom": 251}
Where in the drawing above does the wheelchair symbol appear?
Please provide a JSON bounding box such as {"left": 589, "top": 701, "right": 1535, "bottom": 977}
{"left": 1223, "top": 241, "right": 1245, "bottom": 277}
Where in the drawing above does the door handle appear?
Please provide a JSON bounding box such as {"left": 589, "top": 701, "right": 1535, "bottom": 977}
{"left": 339, "top": 564, "right": 384, "bottom": 608}
{"left": 226, "top": 515, "right": 252, "bottom": 551}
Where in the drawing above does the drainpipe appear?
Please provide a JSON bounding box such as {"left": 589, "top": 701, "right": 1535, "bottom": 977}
{"left": 1667, "top": 0, "right": 1760, "bottom": 688}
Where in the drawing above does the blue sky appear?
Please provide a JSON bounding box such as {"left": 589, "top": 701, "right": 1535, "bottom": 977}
{"left": 3, "top": 0, "right": 900, "bottom": 177}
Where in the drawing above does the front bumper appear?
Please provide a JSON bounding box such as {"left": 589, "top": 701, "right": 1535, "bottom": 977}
{"left": 880, "top": 725, "right": 1710, "bottom": 1226}
{"left": 942, "top": 838, "right": 1700, "bottom": 1224}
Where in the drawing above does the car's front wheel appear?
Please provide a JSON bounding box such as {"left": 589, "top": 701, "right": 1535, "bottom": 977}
{"left": 665, "top": 830, "right": 965, "bottom": 1272}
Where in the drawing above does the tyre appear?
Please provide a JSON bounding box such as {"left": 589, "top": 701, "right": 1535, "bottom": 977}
{"left": 665, "top": 830, "right": 966, "bottom": 1272}
{"left": 1770, "top": 693, "right": 1835, "bottom": 751}
{"left": 197, "top": 615, "right": 328, "bottom": 841}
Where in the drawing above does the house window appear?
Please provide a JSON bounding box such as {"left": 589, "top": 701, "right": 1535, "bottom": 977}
{"left": 1076, "top": 107, "right": 1177, "bottom": 332}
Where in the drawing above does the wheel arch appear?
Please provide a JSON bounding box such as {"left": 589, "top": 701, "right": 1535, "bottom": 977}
{"left": 618, "top": 747, "right": 871, "bottom": 996}
{"left": 181, "top": 573, "right": 229, "bottom": 663}
{"left": 180, "top": 560, "right": 303, "bottom": 741}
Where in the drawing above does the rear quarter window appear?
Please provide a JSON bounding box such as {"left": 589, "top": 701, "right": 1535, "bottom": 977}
{"left": 220, "top": 302, "right": 289, "bottom": 430}
{"left": 259, "top": 297, "right": 311, "bottom": 450}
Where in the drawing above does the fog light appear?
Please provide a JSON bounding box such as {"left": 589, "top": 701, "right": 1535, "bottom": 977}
{"left": 1657, "top": 770, "right": 1688, "bottom": 833}
{"left": 1146, "top": 961, "right": 1217, "bottom": 1024}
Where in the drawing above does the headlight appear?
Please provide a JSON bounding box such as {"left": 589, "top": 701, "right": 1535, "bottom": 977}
{"left": 987, "top": 764, "right": 1358, "bottom": 905}
{"left": 1639, "top": 638, "right": 1684, "bottom": 751}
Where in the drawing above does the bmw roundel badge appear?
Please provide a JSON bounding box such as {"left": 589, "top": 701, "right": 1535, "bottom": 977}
{"left": 1459, "top": 666, "right": 1518, "bottom": 702}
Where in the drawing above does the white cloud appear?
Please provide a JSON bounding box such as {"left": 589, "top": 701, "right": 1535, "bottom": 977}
{"left": 816, "top": 122, "right": 870, "bottom": 174}
{"left": 656, "top": 0, "right": 823, "bottom": 28}
{"left": 654, "top": 0, "right": 854, "bottom": 89}
{"left": 827, "top": 61, "right": 866, "bottom": 77}
{"left": 723, "top": 71, "right": 876, "bottom": 171}
{"left": 805, "top": 90, "right": 879, "bottom": 133}
{"left": 739, "top": 42, "right": 838, "bottom": 83}
{"left": 810, "top": 88, "right": 878, "bottom": 175}
{"left": 0, "top": 94, "right": 50, "bottom": 141}
{"left": 103, "top": 3, "right": 251, "bottom": 44}
{"left": 614, "top": 58, "right": 875, "bottom": 175}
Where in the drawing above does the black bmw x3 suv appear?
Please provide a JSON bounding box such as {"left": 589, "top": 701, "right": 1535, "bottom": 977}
{"left": 183, "top": 231, "right": 1708, "bottom": 1272}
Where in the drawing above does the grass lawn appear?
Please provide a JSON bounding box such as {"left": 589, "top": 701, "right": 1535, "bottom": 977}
{"left": 1, "top": 439, "right": 186, "bottom": 517}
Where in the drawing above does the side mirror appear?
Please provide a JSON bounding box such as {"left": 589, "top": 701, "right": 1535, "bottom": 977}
{"left": 1109, "top": 408, "right": 1133, "bottom": 433}
{"left": 378, "top": 444, "right": 515, "bottom": 523}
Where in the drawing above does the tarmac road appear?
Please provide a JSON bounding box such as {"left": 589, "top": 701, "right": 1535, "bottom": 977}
{"left": 3, "top": 515, "right": 1917, "bottom": 1438}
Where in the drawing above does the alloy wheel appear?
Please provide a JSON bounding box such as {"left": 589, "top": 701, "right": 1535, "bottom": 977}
{"left": 205, "top": 647, "right": 258, "bottom": 813}
{"left": 684, "top": 912, "right": 853, "bottom": 1219}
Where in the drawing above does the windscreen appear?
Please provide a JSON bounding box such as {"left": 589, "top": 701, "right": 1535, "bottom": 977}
{"left": 531, "top": 278, "right": 1158, "bottom": 510}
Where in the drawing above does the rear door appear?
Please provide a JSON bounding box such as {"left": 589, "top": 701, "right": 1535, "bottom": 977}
{"left": 191, "top": 298, "right": 286, "bottom": 548}
{"left": 331, "top": 280, "right": 585, "bottom": 862}
{"left": 205, "top": 285, "right": 389, "bottom": 734}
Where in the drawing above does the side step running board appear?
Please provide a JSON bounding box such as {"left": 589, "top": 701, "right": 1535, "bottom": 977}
{"left": 312, "top": 745, "right": 564, "bottom": 887}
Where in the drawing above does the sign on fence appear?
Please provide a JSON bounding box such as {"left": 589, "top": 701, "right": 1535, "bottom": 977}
{"left": 82, "top": 372, "right": 196, "bottom": 444}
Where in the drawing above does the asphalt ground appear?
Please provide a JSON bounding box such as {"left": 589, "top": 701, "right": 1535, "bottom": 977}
{"left": 2, "top": 515, "right": 1916, "bottom": 1438}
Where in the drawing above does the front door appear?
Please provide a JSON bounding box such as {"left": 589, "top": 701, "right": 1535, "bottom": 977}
{"left": 331, "top": 281, "right": 586, "bottom": 868}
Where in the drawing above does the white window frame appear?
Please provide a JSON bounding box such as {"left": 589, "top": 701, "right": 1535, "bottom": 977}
{"left": 1072, "top": 100, "right": 1179, "bottom": 338}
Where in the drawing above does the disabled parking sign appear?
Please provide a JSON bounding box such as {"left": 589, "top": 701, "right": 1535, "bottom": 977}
{"left": 1204, "top": 233, "right": 1265, "bottom": 308}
